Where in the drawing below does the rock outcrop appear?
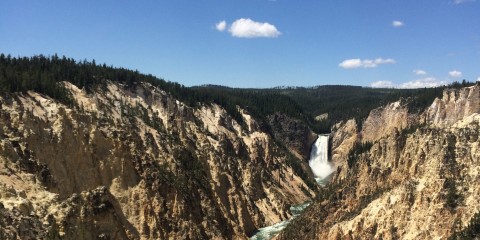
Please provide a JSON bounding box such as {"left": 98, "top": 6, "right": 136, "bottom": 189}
{"left": 278, "top": 85, "right": 480, "bottom": 240}
{"left": 331, "top": 119, "right": 358, "bottom": 168}
{"left": 361, "top": 100, "right": 413, "bottom": 143}
{"left": 267, "top": 113, "right": 318, "bottom": 160}
{"left": 425, "top": 85, "right": 480, "bottom": 127}
{"left": 0, "top": 81, "right": 317, "bottom": 239}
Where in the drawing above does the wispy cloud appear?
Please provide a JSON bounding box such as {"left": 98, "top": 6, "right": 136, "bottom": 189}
{"left": 228, "top": 18, "right": 281, "bottom": 38}
{"left": 399, "top": 77, "right": 448, "bottom": 89}
{"left": 339, "top": 58, "right": 396, "bottom": 69}
{"left": 453, "top": 0, "right": 476, "bottom": 4}
{"left": 392, "top": 20, "right": 404, "bottom": 27}
{"left": 216, "top": 20, "right": 227, "bottom": 32}
{"left": 413, "top": 69, "right": 427, "bottom": 75}
{"left": 371, "top": 81, "right": 395, "bottom": 88}
{"left": 371, "top": 77, "right": 448, "bottom": 89}
{"left": 449, "top": 70, "right": 462, "bottom": 78}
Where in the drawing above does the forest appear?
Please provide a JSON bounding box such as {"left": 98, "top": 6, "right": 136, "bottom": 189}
{"left": 0, "top": 54, "right": 475, "bottom": 133}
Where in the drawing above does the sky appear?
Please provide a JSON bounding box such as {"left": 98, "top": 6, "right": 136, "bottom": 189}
{"left": 1, "top": 0, "right": 479, "bottom": 88}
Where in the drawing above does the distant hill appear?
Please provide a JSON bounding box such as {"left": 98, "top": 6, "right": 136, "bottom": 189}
{"left": 0, "top": 54, "right": 478, "bottom": 239}
{"left": 1, "top": 54, "right": 474, "bottom": 133}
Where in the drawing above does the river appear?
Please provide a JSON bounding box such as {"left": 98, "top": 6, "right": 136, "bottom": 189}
{"left": 249, "top": 135, "right": 333, "bottom": 240}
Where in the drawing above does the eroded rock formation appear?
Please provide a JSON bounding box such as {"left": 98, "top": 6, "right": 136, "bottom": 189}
{"left": 0, "top": 81, "right": 317, "bottom": 239}
{"left": 279, "top": 85, "right": 480, "bottom": 240}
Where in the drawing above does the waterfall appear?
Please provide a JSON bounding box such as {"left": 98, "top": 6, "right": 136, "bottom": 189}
{"left": 249, "top": 135, "right": 333, "bottom": 240}
{"left": 309, "top": 135, "right": 334, "bottom": 182}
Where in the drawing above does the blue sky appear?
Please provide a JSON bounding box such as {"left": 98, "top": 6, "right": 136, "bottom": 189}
{"left": 1, "top": 0, "right": 479, "bottom": 88}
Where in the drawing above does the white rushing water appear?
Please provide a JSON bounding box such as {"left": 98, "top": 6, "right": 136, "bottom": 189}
{"left": 249, "top": 202, "right": 310, "bottom": 240}
{"left": 309, "top": 135, "right": 335, "bottom": 183}
{"left": 249, "top": 135, "right": 334, "bottom": 240}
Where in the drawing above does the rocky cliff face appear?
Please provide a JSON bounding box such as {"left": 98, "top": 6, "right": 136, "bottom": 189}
{"left": 331, "top": 119, "right": 357, "bottom": 168}
{"left": 267, "top": 113, "right": 318, "bottom": 161}
{"left": 279, "top": 84, "right": 480, "bottom": 240}
{"left": 425, "top": 86, "right": 480, "bottom": 127}
{"left": 361, "top": 101, "right": 414, "bottom": 143}
{"left": 0, "top": 81, "right": 317, "bottom": 239}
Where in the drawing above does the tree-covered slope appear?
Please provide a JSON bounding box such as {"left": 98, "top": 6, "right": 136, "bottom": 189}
{"left": 1, "top": 54, "right": 474, "bottom": 135}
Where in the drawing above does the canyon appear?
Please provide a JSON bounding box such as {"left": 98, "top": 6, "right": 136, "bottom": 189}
{"left": 0, "top": 58, "right": 478, "bottom": 239}
{"left": 278, "top": 84, "right": 480, "bottom": 240}
{"left": 0, "top": 80, "right": 318, "bottom": 239}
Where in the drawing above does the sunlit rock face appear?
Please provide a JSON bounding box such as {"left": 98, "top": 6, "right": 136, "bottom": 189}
{"left": 331, "top": 119, "right": 358, "bottom": 169}
{"left": 278, "top": 85, "right": 480, "bottom": 240}
{"left": 425, "top": 85, "right": 480, "bottom": 127}
{"left": 0, "top": 81, "right": 317, "bottom": 239}
{"left": 361, "top": 100, "right": 413, "bottom": 143}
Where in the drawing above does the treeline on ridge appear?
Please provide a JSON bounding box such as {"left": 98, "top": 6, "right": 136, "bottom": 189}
{"left": 0, "top": 54, "right": 476, "bottom": 134}
{"left": 0, "top": 54, "right": 305, "bottom": 130}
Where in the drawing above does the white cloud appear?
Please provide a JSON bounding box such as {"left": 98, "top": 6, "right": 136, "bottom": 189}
{"left": 453, "top": 0, "right": 476, "bottom": 4}
{"left": 399, "top": 77, "right": 448, "bottom": 89}
{"left": 477, "top": 77, "right": 480, "bottom": 82}
{"left": 339, "top": 58, "right": 396, "bottom": 69}
{"left": 392, "top": 21, "right": 404, "bottom": 27}
{"left": 449, "top": 70, "right": 462, "bottom": 78}
{"left": 371, "top": 81, "right": 395, "bottom": 88}
{"left": 413, "top": 69, "right": 427, "bottom": 75}
{"left": 216, "top": 20, "right": 227, "bottom": 32}
{"left": 375, "top": 58, "right": 396, "bottom": 64}
{"left": 228, "top": 18, "right": 281, "bottom": 38}
{"left": 339, "top": 59, "right": 362, "bottom": 69}
{"left": 371, "top": 77, "right": 448, "bottom": 89}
